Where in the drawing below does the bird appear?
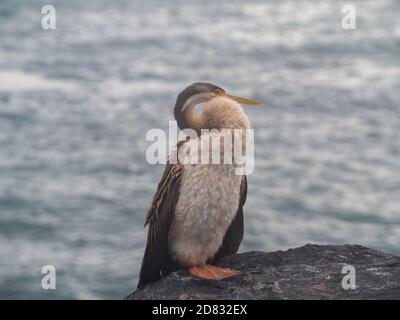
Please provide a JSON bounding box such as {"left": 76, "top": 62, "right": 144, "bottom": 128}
{"left": 137, "top": 82, "right": 262, "bottom": 288}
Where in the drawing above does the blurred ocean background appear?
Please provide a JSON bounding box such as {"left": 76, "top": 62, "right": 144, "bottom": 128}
{"left": 0, "top": 0, "right": 399, "bottom": 299}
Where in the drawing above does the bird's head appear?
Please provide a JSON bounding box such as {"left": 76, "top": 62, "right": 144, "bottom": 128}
{"left": 174, "top": 82, "right": 262, "bottom": 131}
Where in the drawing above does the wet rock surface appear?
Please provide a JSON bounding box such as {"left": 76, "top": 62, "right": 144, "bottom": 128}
{"left": 125, "top": 244, "right": 400, "bottom": 300}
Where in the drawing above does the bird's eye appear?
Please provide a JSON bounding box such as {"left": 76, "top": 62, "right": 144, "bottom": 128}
{"left": 214, "top": 89, "right": 223, "bottom": 95}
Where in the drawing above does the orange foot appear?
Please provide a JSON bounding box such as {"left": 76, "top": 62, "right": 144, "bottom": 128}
{"left": 189, "top": 264, "right": 240, "bottom": 280}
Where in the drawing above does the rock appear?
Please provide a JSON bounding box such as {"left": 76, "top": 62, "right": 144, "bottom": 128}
{"left": 125, "top": 244, "right": 400, "bottom": 300}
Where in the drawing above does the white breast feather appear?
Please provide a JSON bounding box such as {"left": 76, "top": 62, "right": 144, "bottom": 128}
{"left": 168, "top": 132, "right": 243, "bottom": 266}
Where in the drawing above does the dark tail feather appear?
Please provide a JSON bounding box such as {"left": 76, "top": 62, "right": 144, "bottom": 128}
{"left": 137, "top": 244, "right": 161, "bottom": 289}
{"left": 137, "top": 223, "right": 177, "bottom": 289}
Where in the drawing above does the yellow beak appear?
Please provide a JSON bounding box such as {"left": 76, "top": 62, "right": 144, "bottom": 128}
{"left": 221, "top": 92, "right": 264, "bottom": 106}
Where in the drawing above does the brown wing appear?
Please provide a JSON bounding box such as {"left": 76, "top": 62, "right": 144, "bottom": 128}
{"left": 212, "top": 175, "right": 247, "bottom": 262}
{"left": 137, "top": 163, "right": 183, "bottom": 288}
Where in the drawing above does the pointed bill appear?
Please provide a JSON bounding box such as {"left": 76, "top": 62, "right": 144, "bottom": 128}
{"left": 225, "top": 93, "right": 264, "bottom": 106}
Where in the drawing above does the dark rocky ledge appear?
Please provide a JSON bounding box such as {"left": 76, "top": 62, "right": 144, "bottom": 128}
{"left": 125, "top": 244, "right": 400, "bottom": 300}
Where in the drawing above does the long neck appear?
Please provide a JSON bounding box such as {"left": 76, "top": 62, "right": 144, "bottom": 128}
{"left": 185, "top": 103, "right": 206, "bottom": 132}
{"left": 203, "top": 97, "right": 251, "bottom": 131}
{"left": 175, "top": 101, "right": 206, "bottom": 135}
{"left": 175, "top": 97, "right": 250, "bottom": 134}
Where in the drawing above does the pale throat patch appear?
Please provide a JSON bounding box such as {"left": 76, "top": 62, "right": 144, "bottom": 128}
{"left": 181, "top": 92, "right": 215, "bottom": 111}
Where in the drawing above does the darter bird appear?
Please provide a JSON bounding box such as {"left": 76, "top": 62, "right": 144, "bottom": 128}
{"left": 137, "top": 82, "right": 262, "bottom": 288}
